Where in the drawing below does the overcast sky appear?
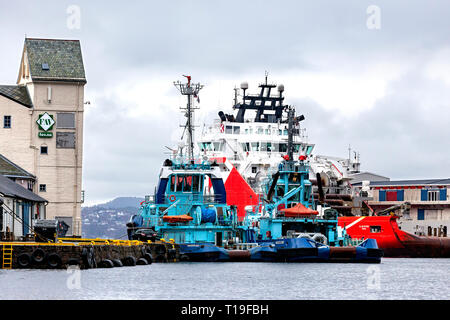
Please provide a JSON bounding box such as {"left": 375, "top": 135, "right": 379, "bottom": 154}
{"left": 1, "top": 1, "right": 449, "bottom": 205}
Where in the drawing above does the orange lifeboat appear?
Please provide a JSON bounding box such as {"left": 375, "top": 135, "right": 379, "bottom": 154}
{"left": 162, "top": 214, "right": 193, "bottom": 223}
{"left": 279, "top": 203, "right": 319, "bottom": 217}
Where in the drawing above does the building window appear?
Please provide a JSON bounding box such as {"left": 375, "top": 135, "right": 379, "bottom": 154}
{"left": 3, "top": 115, "right": 11, "bottom": 128}
{"left": 370, "top": 226, "right": 382, "bottom": 233}
{"left": 56, "top": 113, "right": 75, "bottom": 129}
{"left": 40, "top": 146, "right": 48, "bottom": 154}
{"left": 39, "top": 184, "right": 46, "bottom": 192}
{"left": 56, "top": 132, "right": 76, "bottom": 148}
{"left": 428, "top": 190, "right": 439, "bottom": 201}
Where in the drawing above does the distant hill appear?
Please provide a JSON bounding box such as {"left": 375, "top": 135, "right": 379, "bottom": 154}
{"left": 81, "top": 196, "right": 144, "bottom": 239}
{"left": 90, "top": 197, "right": 145, "bottom": 209}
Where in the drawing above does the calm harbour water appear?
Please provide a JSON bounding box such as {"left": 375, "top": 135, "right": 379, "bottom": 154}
{"left": 0, "top": 258, "right": 449, "bottom": 300}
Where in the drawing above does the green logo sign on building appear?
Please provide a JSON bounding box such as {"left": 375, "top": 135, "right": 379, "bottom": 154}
{"left": 36, "top": 112, "right": 55, "bottom": 138}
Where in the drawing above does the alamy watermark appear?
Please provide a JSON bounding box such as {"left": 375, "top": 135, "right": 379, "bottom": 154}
{"left": 66, "top": 265, "right": 82, "bottom": 290}
{"left": 366, "top": 265, "right": 381, "bottom": 298}
{"left": 66, "top": 5, "right": 81, "bottom": 30}
{"left": 366, "top": 5, "right": 381, "bottom": 30}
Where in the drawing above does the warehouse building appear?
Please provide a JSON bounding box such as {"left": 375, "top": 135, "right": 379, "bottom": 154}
{"left": 0, "top": 38, "right": 86, "bottom": 236}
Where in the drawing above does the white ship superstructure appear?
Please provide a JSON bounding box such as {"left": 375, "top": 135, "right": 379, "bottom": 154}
{"left": 198, "top": 77, "right": 360, "bottom": 198}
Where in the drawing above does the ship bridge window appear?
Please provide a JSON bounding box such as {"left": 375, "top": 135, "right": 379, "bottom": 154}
{"left": 225, "top": 126, "right": 233, "bottom": 134}
{"left": 213, "top": 142, "right": 223, "bottom": 151}
{"left": 241, "top": 143, "right": 250, "bottom": 152}
{"left": 182, "top": 176, "right": 192, "bottom": 192}
{"left": 293, "top": 144, "right": 301, "bottom": 153}
{"left": 267, "top": 142, "right": 273, "bottom": 152}
{"left": 257, "top": 127, "right": 264, "bottom": 134}
{"left": 283, "top": 129, "right": 288, "bottom": 136}
{"left": 265, "top": 129, "right": 270, "bottom": 135}
{"left": 233, "top": 126, "right": 240, "bottom": 134}
{"left": 260, "top": 142, "right": 268, "bottom": 152}
{"left": 306, "top": 145, "right": 313, "bottom": 155}
{"left": 192, "top": 175, "right": 202, "bottom": 192}
{"left": 175, "top": 176, "right": 185, "bottom": 192}
{"left": 279, "top": 143, "right": 287, "bottom": 153}
{"left": 170, "top": 175, "right": 176, "bottom": 191}
{"left": 199, "top": 142, "right": 213, "bottom": 151}
{"left": 251, "top": 142, "right": 260, "bottom": 151}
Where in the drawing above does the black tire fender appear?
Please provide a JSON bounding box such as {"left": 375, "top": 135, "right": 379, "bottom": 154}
{"left": 31, "top": 248, "right": 46, "bottom": 264}
{"left": 122, "top": 256, "right": 136, "bottom": 266}
{"left": 47, "top": 253, "right": 62, "bottom": 269}
{"left": 81, "top": 247, "right": 93, "bottom": 269}
{"left": 143, "top": 253, "right": 153, "bottom": 264}
{"left": 136, "top": 258, "right": 148, "bottom": 265}
{"left": 112, "top": 259, "right": 123, "bottom": 267}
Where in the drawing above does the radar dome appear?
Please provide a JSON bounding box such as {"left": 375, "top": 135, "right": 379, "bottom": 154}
{"left": 240, "top": 82, "right": 249, "bottom": 90}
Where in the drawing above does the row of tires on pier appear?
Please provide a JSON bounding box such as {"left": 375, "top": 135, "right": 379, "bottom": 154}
{"left": 11, "top": 243, "right": 178, "bottom": 269}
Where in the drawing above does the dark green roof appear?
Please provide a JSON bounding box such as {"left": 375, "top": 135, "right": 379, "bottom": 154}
{"left": 0, "top": 85, "right": 33, "bottom": 108}
{"left": 0, "top": 154, "right": 35, "bottom": 179}
{"left": 25, "top": 38, "right": 86, "bottom": 83}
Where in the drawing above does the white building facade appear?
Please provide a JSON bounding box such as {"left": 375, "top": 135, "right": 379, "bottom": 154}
{"left": 0, "top": 38, "right": 86, "bottom": 236}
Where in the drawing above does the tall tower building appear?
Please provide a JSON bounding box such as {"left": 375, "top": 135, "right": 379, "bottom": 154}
{"left": 0, "top": 38, "right": 86, "bottom": 236}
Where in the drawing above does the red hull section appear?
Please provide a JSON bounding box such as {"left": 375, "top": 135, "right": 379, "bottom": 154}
{"left": 224, "top": 167, "right": 259, "bottom": 219}
{"left": 338, "top": 216, "right": 450, "bottom": 257}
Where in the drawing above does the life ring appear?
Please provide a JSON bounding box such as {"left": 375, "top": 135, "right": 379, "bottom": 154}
{"left": 169, "top": 195, "right": 176, "bottom": 202}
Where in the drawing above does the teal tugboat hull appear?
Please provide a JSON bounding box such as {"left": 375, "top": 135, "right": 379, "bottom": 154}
{"left": 250, "top": 238, "right": 382, "bottom": 263}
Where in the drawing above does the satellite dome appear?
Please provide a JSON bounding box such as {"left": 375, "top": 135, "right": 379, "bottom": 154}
{"left": 240, "top": 82, "right": 249, "bottom": 90}
{"left": 278, "top": 84, "right": 285, "bottom": 92}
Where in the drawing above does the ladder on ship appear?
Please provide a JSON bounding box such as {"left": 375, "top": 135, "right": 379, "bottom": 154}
{"left": 2, "top": 244, "right": 13, "bottom": 269}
